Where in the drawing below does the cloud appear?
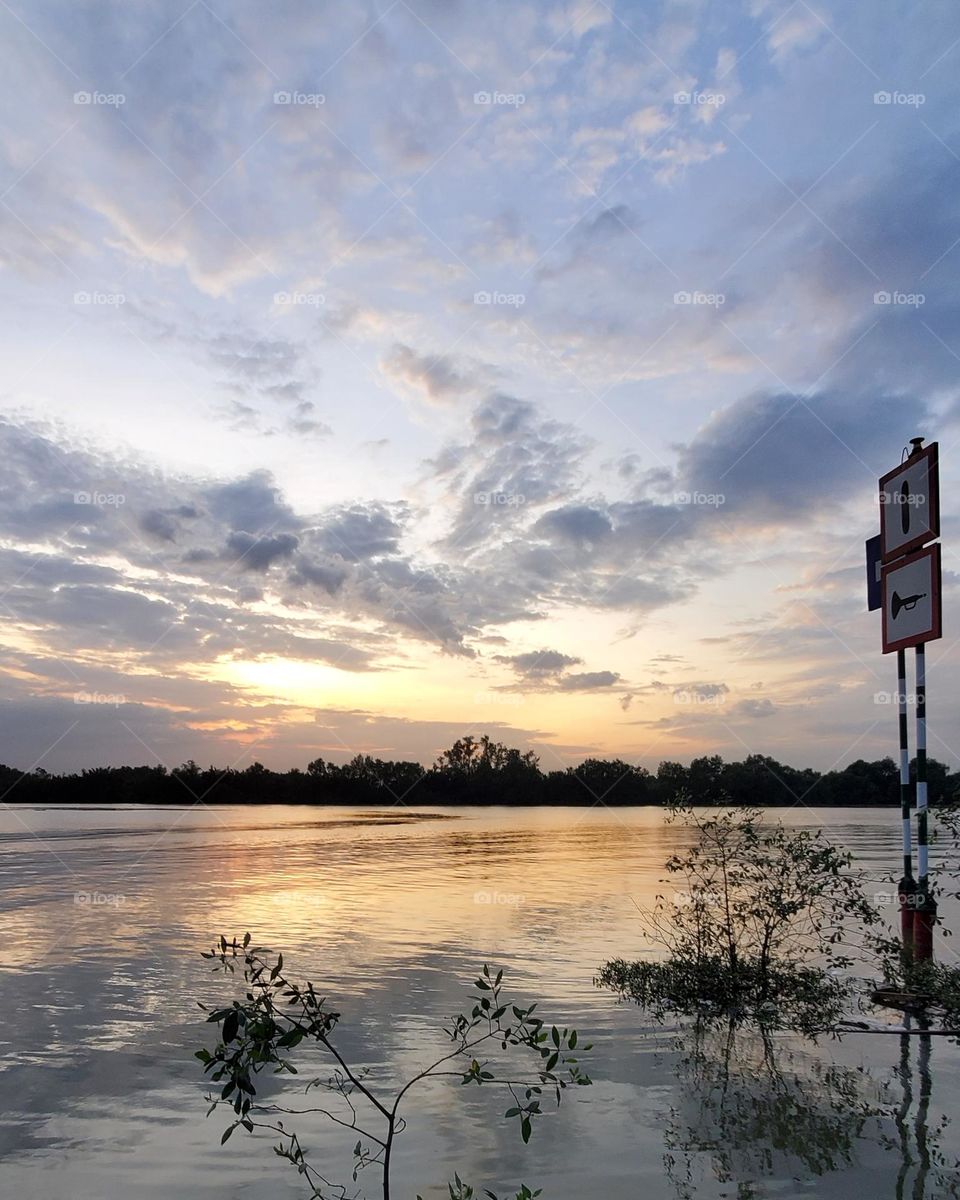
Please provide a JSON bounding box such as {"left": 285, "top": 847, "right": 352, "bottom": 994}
{"left": 432, "top": 392, "right": 591, "bottom": 552}
{"left": 493, "top": 649, "right": 622, "bottom": 693}
{"left": 676, "top": 389, "right": 930, "bottom": 524}
{"left": 381, "top": 344, "right": 485, "bottom": 405}
{"left": 675, "top": 682, "right": 729, "bottom": 701}
{"left": 733, "top": 697, "right": 776, "bottom": 717}
{"left": 311, "top": 504, "right": 405, "bottom": 561}
{"left": 224, "top": 530, "right": 300, "bottom": 571}
{"left": 495, "top": 649, "right": 582, "bottom": 677}
{"left": 203, "top": 471, "right": 300, "bottom": 535}
{"left": 557, "top": 670, "right": 621, "bottom": 690}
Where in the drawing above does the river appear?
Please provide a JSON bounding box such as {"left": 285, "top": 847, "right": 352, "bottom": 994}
{"left": 0, "top": 804, "right": 957, "bottom": 1198}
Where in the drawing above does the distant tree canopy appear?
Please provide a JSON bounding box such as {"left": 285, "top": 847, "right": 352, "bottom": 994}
{"left": 0, "top": 738, "right": 954, "bottom": 807}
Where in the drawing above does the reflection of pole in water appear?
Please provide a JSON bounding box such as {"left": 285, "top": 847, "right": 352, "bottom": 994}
{"left": 913, "top": 1015, "right": 932, "bottom": 1200}
{"left": 896, "top": 1017, "right": 913, "bottom": 1200}
{"left": 895, "top": 1012, "right": 933, "bottom": 1200}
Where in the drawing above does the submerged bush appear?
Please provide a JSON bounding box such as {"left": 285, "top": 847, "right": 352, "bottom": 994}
{"left": 598, "top": 801, "right": 891, "bottom": 1028}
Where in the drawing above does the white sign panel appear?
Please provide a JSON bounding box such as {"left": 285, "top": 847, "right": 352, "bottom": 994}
{"left": 879, "top": 442, "right": 939, "bottom": 562}
{"left": 881, "top": 544, "right": 941, "bottom": 653}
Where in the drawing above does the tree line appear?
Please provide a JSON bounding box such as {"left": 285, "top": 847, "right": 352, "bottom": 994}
{"left": 1, "top": 735, "right": 954, "bottom": 807}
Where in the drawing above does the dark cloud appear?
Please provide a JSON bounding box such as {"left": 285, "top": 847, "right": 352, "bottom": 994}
{"left": 224, "top": 530, "right": 300, "bottom": 571}
{"left": 312, "top": 504, "right": 404, "bottom": 561}
{"left": 495, "top": 649, "right": 582, "bottom": 677}
{"left": 732, "top": 697, "right": 776, "bottom": 717}
{"left": 533, "top": 505, "right": 612, "bottom": 547}
{"left": 676, "top": 389, "right": 929, "bottom": 522}
{"left": 557, "top": 670, "right": 621, "bottom": 690}
{"left": 203, "top": 471, "right": 299, "bottom": 534}
{"left": 286, "top": 560, "right": 348, "bottom": 596}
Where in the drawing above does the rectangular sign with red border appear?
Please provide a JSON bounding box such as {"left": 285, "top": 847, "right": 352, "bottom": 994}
{"left": 879, "top": 442, "right": 939, "bottom": 563}
{"left": 881, "top": 543, "right": 942, "bottom": 653}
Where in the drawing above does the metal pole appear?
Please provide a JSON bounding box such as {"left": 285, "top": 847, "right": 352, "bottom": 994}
{"left": 897, "top": 648, "right": 916, "bottom": 959}
{"left": 914, "top": 643, "right": 937, "bottom": 961}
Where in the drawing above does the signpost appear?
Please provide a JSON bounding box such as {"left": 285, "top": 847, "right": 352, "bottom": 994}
{"left": 873, "top": 439, "right": 941, "bottom": 962}
{"left": 879, "top": 440, "right": 939, "bottom": 562}
{"left": 881, "top": 544, "right": 941, "bottom": 654}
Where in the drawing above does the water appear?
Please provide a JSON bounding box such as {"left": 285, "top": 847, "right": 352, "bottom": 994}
{"left": 0, "top": 804, "right": 957, "bottom": 1199}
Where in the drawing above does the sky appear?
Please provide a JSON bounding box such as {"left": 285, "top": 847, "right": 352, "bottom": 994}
{"left": 1, "top": 0, "right": 960, "bottom": 776}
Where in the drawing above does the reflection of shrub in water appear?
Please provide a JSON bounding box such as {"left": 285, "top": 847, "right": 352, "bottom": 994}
{"left": 662, "top": 1021, "right": 885, "bottom": 1199}
{"left": 651, "top": 1016, "right": 960, "bottom": 1200}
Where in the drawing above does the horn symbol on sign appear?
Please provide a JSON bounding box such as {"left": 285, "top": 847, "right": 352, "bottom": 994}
{"left": 892, "top": 590, "right": 926, "bottom": 619}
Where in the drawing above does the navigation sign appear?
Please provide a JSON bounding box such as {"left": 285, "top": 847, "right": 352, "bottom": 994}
{"left": 866, "top": 534, "right": 882, "bottom": 611}
{"left": 879, "top": 441, "right": 939, "bottom": 563}
{"left": 881, "top": 543, "right": 941, "bottom": 653}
